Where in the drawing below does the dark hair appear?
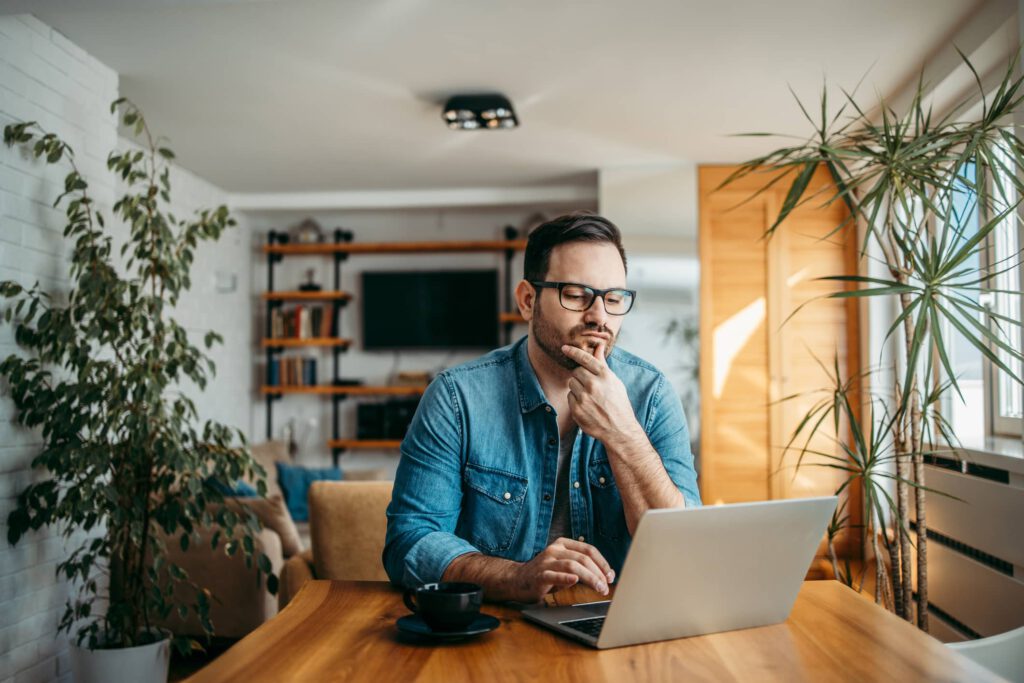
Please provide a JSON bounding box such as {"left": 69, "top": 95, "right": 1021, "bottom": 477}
{"left": 523, "top": 212, "right": 627, "bottom": 281}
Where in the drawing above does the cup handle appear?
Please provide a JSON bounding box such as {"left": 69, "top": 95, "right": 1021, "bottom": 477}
{"left": 403, "top": 589, "right": 418, "bottom": 614}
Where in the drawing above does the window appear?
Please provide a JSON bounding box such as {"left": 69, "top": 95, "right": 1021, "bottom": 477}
{"left": 985, "top": 142, "right": 1023, "bottom": 437}
{"left": 943, "top": 161, "right": 985, "bottom": 444}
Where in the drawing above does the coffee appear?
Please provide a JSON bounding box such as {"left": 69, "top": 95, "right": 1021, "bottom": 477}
{"left": 403, "top": 582, "right": 483, "bottom": 631}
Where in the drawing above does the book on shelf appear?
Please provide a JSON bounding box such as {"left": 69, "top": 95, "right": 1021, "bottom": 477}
{"left": 269, "top": 304, "right": 337, "bottom": 340}
{"left": 266, "top": 356, "right": 318, "bottom": 388}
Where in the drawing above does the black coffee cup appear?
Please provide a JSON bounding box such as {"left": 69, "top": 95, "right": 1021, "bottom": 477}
{"left": 403, "top": 582, "right": 483, "bottom": 631}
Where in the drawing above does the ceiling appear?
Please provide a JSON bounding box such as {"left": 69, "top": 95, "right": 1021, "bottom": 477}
{"left": 5, "top": 0, "right": 991, "bottom": 193}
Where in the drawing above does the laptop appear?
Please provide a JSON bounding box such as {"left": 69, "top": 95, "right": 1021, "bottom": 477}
{"left": 521, "top": 496, "right": 837, "bottom": 649}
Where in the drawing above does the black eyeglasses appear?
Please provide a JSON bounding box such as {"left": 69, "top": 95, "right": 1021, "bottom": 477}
{"left": 530, "top": 281, "right": 637, "bottom": 315}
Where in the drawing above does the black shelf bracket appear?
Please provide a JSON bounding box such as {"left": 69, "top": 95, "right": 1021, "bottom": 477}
{"left": 503, "top": 225, "right": 518, "bottom": 346}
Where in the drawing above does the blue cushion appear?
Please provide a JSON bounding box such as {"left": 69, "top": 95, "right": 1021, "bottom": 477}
{"left": 206, "top": 478, "right": 259, "bottom": 498}
{"left": 275, "top": 463, "right": 343, "bottom": 521}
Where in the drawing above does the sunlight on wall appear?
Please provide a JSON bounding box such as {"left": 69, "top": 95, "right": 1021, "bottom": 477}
{"left": 712, "top": 297, "right": 766, "bottom": 398}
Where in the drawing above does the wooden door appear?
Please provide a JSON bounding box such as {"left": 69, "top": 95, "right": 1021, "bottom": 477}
{"left": 698, "top": 165, "right": 861, "bottom": 555}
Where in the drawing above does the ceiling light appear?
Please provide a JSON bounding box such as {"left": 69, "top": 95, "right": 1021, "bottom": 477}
{"left": 442, "top": 94, "right": 518, "bottom": 131}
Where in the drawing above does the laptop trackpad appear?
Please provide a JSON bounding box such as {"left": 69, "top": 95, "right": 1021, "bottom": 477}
{"left": 571, "top": 600, "right": 611, "bottom": 616}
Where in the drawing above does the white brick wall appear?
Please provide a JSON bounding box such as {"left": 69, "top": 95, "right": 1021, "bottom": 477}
{"left": 0, "top": 14, "right": 250, "bottom": 682}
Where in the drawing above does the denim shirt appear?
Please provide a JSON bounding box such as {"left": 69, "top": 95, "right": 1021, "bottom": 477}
{"left": 383, "top": 336, "right": 701, "bottom": 588}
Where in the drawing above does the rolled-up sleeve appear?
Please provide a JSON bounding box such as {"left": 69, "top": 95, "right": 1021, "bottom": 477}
{"left": 646, "top": 375, "right": 702, "bottom": 507}
{"left": 383, "top": 374, "right": 480, "bottom": 587}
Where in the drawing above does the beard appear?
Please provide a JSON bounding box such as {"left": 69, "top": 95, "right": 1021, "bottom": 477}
{"left": 531, "top": 295, "right": 618, "bottom": 371}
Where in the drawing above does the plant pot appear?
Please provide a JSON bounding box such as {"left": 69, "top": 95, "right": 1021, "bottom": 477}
{"left": 69, "top": 629, "right": 170, "bottom": 683}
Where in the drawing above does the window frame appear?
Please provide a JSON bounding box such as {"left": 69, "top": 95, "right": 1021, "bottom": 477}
{"left": 981, "top": 138, "right": 1024, "bottom": 438}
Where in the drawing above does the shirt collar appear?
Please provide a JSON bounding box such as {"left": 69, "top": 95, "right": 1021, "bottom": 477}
{"left": 514, "top": 336, "right": 549, "bottom": 414}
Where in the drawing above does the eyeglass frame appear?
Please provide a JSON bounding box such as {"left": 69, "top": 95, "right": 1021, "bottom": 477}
{"left": 528, "top": 281, "right": 637, "bottom": 315}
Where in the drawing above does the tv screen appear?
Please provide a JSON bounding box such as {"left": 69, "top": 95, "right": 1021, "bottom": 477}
{"left": 362, "top": 270, "right": 499, "bottom": 350}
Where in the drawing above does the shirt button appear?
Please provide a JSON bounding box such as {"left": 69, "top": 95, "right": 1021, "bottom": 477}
{"left": 598, "top": 476, "right": 606, "bottom": 484}
{"left": 545, "top": 406, "right": 552, "bottom": 413}
{"left": 548, "top": 438, "right": 557, "bottom": 446}
{"left": 543, "top": 493, "right": 552, "bottom": 501}
{"left": 578, "top": 536, "right": 585, "bottom": 542}
{"left": 503, "top": 492, "right": 511, "bottom": 500}
{"left": 573, "top": 481, "right": 580, "bottom": 489}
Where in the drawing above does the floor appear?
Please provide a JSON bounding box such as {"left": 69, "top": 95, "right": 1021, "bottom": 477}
{"left": 168, "top": 638, "right": 237, "bottom": 682}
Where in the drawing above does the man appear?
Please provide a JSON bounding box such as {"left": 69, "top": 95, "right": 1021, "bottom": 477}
{"left": 383, "top": 213, "right": 701, "bottom": 603}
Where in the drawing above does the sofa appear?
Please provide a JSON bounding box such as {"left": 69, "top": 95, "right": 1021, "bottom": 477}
{"left": 154, "top": 441, "right": 306, "bottom": 639}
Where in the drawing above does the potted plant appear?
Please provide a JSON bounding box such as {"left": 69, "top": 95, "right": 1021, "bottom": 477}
{"left": 722, "top": 55, "right": 1024, "bottom": 629}
{"left": 2, "top": 100, "right": 277, "bottom": 682}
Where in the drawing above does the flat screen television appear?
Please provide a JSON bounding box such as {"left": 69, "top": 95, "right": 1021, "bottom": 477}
{"left": 362, "top": 270, "right": 499, "bottom": 350}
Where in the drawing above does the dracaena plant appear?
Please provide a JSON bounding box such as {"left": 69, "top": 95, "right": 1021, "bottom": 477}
{"left": 724, "top": 54, "right": 1024, "bottom": 630}
{"left": 2, "top": 99, "right": 277, "bottom": 654}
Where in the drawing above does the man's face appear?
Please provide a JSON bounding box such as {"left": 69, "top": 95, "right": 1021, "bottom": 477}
{"left": 530, "top": 241, "right": 627, "bottom": 371}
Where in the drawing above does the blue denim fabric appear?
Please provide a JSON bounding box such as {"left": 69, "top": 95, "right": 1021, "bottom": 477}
{"left": 383, "top": 336, "right": 701, "bottom": 588}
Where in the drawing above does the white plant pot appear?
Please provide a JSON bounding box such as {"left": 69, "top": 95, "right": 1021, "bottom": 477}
{"left": 69, "top": 630, "right": 170, "bottom": 683}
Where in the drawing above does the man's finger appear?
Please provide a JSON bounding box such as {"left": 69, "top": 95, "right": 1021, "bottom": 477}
{"left": 561, "top": 538, "right": 615, "bottom": 580}
{"left": 561, "top": 344, "right": 602, "bottom": 374}
{"left": 540, "top": 570, "right": 578, "bottom": 588}
{"left": 551, "top": 559, "right": 609, "bottom": 595}
{"left": 560, "top": 550, "right": 609, "bottom": 590}
{"left": 592, "top": 340, "right": 608, "bottom": 364}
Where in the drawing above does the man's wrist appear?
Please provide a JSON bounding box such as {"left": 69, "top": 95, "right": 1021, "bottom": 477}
{"left": 442, "top": 552, "right": 524, "bottom": 602}
{"left": 603, "top": 420, "right": 648, "bottom": 455}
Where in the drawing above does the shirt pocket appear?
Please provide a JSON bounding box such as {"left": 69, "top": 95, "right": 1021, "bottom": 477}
{"left": 589, "top": 459, "right": 627, "bottom": 541}
{"left": 461, "top": 462, "right": 529, "bottom": 553}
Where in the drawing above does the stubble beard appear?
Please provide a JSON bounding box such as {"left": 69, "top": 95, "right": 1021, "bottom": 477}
{"left": 531, "top": 295, "right": 617, "bottom": 371}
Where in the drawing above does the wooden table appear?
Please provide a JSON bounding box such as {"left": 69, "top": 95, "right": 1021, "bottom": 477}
{"left": 187, "top": 581, "right": 998, "bottom": 682}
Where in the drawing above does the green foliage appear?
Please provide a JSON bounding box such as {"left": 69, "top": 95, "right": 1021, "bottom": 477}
{"left": 2, "top": 101, "right": 276, "bottom": 655}
{"left": 728, "top": 52, "right": 1024, "bottom": 623}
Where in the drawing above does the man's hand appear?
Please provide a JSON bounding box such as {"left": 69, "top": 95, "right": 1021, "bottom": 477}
{"left": 562, "top": 341, "right": 644, "bottom": 446}
{"left": 508, "top": 537, "right": 615, "bottom": 603}
{"left": 443, "top": 538, "right": 616, "bottom": 604}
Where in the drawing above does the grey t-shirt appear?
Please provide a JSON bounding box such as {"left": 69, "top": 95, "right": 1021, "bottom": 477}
{"left": 546, "top": 428, "right": 578, "bottom": 545}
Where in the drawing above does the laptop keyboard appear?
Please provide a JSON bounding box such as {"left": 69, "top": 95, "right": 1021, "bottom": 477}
{"left": 561, "top": 616, "right": 605, "bottom": 638}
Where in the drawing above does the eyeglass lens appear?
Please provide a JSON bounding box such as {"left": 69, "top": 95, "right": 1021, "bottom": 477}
{"left": 560, "top": 284, "right": 633, "bottom": 314}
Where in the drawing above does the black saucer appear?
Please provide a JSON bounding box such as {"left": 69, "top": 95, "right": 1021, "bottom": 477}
{"left": 396, "top": 613, "right": 500, "bottom": 642}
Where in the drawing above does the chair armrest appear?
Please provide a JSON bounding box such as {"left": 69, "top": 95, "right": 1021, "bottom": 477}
{"left": 280, "top": 548, "right": 316, "bottom": 610}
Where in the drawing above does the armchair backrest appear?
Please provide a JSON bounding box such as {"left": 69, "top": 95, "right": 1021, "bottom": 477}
{"left": 308, "top": 481, "right": 392, "bottom": 581}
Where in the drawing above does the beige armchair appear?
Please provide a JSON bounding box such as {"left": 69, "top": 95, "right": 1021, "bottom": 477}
{"left": 279, "top": 480, "right": 392, "bottom": 608}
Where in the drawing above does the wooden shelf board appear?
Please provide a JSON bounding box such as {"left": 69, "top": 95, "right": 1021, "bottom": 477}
{"left": 262, "top": 337, "right": 352, "bottom": 348}
{"left": 261, "top": 385, "right": 427, "bottom": 396}
{"left": 499, "top": 312, "right": 525, "bottom": 324}
{"left": 262, "top": 291, "right": 352, "bottom": 301}
{"left": 264, "top": 239, "right": 527, "bottom": 255}
{"left": 329, "top": 439, "right": 403, "bottom": 450}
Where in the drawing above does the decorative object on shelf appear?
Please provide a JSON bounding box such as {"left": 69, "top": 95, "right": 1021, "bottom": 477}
{"left": 394, "top": 371, "right": 432, "bottom": 387}
{"left": 282, "top": 418, "right": 299, "bottom": 460}
{"left": 298, "top": 267, "right": 322, "bottom": 292}
{"left": 292, "top": 217, "right": 325, "bottom": 244}
{"left": 442, "top": 93, "right": 518, "bottom": 130}
{"left": 1, "top": 100, "right": 276, "bottom": 677}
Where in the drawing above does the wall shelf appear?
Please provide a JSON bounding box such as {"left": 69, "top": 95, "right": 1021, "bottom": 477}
{"left": 327, "top": 439, "right": 403, "bottom": 450}
{"left": 263, "top": 227, "right": 525, "bottom": 467}
{"left": 261, "top": 385, "right": 427, "bottom": 396}
{"left": 262, "top": 291, "right": 352, "bottom": 302}
{"left": 263, "top": 239, "right": 527, "bottom": 256}
{"left": 262, "top": 337, "right": 352, "bottom": 348}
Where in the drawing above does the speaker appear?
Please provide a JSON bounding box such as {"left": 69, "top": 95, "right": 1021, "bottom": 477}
{"left": 357, "top": 403, "right": 386, "bottom": 440}
{"left": 385, "top": 399, "right": 420, "bottom": 439}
